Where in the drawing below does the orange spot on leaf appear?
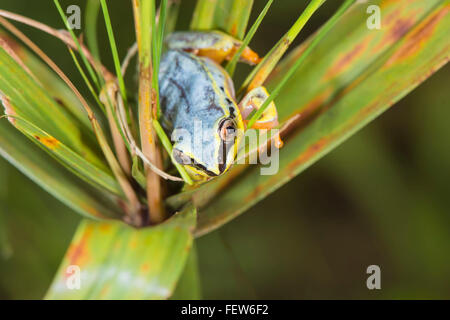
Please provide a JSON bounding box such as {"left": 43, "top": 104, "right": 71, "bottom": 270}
{"left": 129, "top": 239, "right": 138, "bottom": 249}
{"left": 230, "top": 23, "right": 238, "bottom": 37}
{"left": 141, "top": 263, "right": 150, "bottom": 273}
{"left": 99, "top": 224, "right": 112, "bottom": 233}
{"left": 66, "top": 224, "right": 94, "bottom": 266}
{"left": 35, "top": 135, "right": 60, "bottom": 150}
{"left": 80, "top": 203, "right": 106, "bottom": 219}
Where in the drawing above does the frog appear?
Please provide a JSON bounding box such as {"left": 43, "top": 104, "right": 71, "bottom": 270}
{"left": 159, "top": 30, "right": 281, "bottom": 182}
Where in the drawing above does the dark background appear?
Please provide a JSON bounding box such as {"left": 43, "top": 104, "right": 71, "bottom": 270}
{"left": 0, "top": 0, "right": 449, "bottom": 299}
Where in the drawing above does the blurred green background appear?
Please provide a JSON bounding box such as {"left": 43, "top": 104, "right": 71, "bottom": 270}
{"left": 0, "top": 0, "right": 449, "bottom": 299}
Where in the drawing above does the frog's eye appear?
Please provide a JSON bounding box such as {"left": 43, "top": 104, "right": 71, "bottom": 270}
{"left": 219, "top": 118, "right": 237, "bottom": 142}
{"left": 173, "top": 149, "right": 192, "bottom": 165}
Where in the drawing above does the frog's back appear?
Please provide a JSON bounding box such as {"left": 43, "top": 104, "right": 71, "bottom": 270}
{"left": 159, "top": 49, "right": 235, "bottom": 133}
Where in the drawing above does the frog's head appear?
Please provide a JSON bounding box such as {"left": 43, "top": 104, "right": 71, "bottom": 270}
{"left": 171, "top": 114, "right": 245, "bottom": 181}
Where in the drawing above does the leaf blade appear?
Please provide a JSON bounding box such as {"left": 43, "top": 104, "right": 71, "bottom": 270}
{"left": 0, "top": 46, "right": 108, "bottom": 171}
{"left": 194, "top": 0, "right": 450, "bottom": 236}
{"left": 46, "top": 205, "right": 196, "bottom": 300}
{"left": 0, "top": 121, "right": 122, "bottom": 220}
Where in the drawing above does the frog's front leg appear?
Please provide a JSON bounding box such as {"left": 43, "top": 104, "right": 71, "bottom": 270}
{"left": 166, "top": 30, "right": 261, "bottom": 65}
{"left": 239, "top": 87, "right": 283, "bottom": 148}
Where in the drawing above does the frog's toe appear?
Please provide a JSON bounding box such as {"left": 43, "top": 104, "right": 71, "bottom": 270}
{"left": 239, "top": 86, "right": 283, "bottom": 149}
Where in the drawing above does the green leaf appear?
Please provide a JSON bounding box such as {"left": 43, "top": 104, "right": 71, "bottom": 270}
{"left": 0, "top": 121, "right": 122, "bottom": 220}
{"left": 0, "top": 46, "right": 108, "bottom": 172}
{"left": 240, "top": 0, "right": 326, "bottom": 96}
{"left": 226, "top": 0, "right": 273, "bottom": 76}
{"left": 10, "top": 117, "right": 122, "bottom": 196}
{"left": 0, "top": 31, "right": 93, "bottom": 130}
{"left": 191, "top": 0, "right": 253, "bottom": 38}
{"left": 100, "top": 0, "right": 129, "bottom": 107}
{"left": 190, "top": 0, "right": 218, "bottom": 30}
{"left": 54, "top": 0, "right": 101, "bottom": 91}
{"left": 85, "top": 0, "right": 101, "bottom": 62}
{"left": 192, "top": 0, "right": 450, "bottom": 236}
{"left": 0, "top": 47, "right": 123, "bottom": 197}
{"left": 45, "top": 205, "right": 196, "bottom": 300}
{"left": 164, "top": 0, "right": 181, "bottom": 37}
{"left": 223, "top": 0, "right": 254, "bottom": 39}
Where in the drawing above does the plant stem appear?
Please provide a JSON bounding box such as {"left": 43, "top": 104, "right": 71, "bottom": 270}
{"left": 133, "top": 0, "right": 166, "bottom": 224}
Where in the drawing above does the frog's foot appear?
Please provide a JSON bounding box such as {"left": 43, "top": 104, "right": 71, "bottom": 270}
{"left": 238, "top": 86, "right": 283, "bottom": 148}
{"left": 165, "top": 30, "right": 261, "bottom": 65}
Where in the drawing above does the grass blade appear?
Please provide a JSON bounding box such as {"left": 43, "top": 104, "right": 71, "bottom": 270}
{"left": 4, "top": 114, "right": 122, "bottom": 196}
{"left": 0, "top": 18, "right": 141, "bottom": 222}
{"left": 239, "top": 0, "right": 326, "bottom": 95}
{"left": 0, "top": 121, "right": 122, "bottom": 220}
{"left": 99, "top": 0, "right": 129, "bottom": 109}
{"left": 0, "top": 31, "right": 93, "bottom": 130}
{"left": 190, "top": 0, "right": 218, "bottom": 30}
{"left": 191, "top": 0, "right": 253, "bottom": 40}
{"left": 164, "top": 0, "right": 181, "bottom": 36}
{"left": 0, "top": 45, "right": 107, "bottom": 171}
{"left": 68, "top": 48, "right": 105, "bottom": 113}
{"left": 226, "top": 0, "right": 273, "bottom": 76}
{"left": 246, "top": 0, "right": 348, "bottom": 128}
{"left": 225, "top": 0, "right": 254, "bottom": 39}
{"left": 85, "top": 0, "right": 101, "bottom": 62}
{"left": 54, "top": 0, "right": 101, "bottom": 90}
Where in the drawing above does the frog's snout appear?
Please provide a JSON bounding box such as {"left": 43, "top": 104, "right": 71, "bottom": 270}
{"left": 172, "top": 146, "right": 221, "bottom": 178}
{"left": 171, "top": 136, "right": 237, "bottom": 179}
{"left": 172, "top": 148, "right": 192, "bottom": 166}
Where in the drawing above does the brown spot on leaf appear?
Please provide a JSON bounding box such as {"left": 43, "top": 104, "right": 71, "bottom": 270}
{"left": 325, "top": 38, "right": 370, "bottom": 80}
{"left": 374, "top": 16, "right": 416, "bottom": 53}
{"left": 286, "top": 137, "right": 329, "bottom": 176}
{"left": 385, "top": 6, "right": 449, "bottom": 67}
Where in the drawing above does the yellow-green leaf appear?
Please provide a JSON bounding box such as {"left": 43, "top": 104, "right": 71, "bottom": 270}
{"left": 46, "top": 205, "right": 196, "bottom": 300}
{"left": 0, "top": 121, "right": 122, "bottom": 220}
